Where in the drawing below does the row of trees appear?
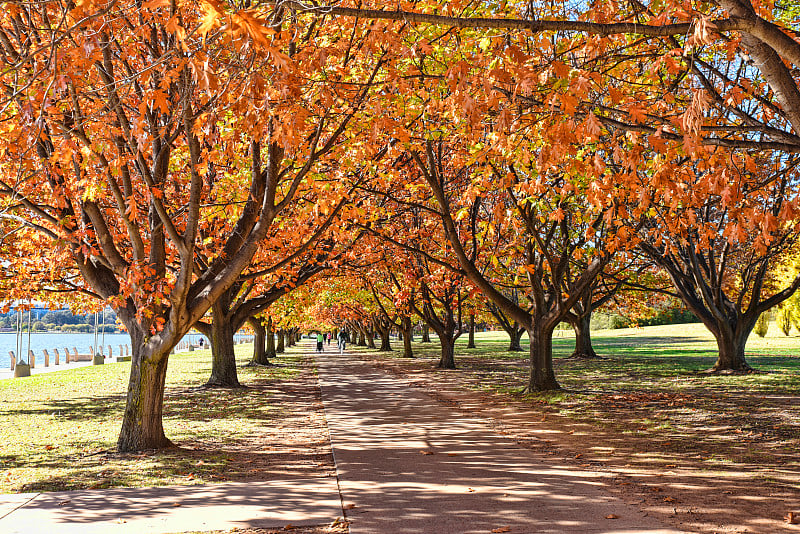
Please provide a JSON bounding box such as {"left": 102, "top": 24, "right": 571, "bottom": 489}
{"left": 1, "top": 0, "right": 799, "bottom": 451}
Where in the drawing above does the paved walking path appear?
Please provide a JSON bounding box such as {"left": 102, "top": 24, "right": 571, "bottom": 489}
{"left": 0, "top": 478, "right": 342, "bottom": 533}
{"left": 317, "top": 352, "right": 684, "bottom": 533}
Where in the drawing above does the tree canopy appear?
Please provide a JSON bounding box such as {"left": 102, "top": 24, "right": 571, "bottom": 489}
{"left": 2, "top": 0, "right": 800, "bottom": 450}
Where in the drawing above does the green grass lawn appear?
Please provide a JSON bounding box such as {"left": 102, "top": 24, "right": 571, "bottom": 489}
{"left": 0, "top": 345, "right": 307, "bottom": 494}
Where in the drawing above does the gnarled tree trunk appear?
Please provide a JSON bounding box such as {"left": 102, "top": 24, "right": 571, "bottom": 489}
{"left": 570, "top": 311, "right": 598, "bottom": 358}
{"left": 707, "top": 318, "right": 755, "bottom": 372}
{"left": 117, "top": 331, "right": 173, "bottom": 452}
{"left": 421, "top": 324, "right": 431, "bottom": 342}
{"left": 508, "top": 326, "right": 524, "bottom": 351}
{"left": 467, "top": 314, "right": 476, "bottom": 348}
{"left": 376, "top": 322, "right": 392, "bottom": 351}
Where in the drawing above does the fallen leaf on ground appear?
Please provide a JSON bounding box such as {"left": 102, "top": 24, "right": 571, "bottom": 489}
{"left": 575, "top": 453, "right": 582, "bottom": 458}
{"left": 283, "top": 525, "right": 295, "bottom": 531}
{"left": 343, "top": 503, "right": 356, "bottom": 510}
{"left": 491, "top": 526, "right": 511, "bottom": 533}
{"left": 786, "top": 511, "right": 798, "bottom": 524}
{"left": 420, "top": 450, "right": 434, "bottom": 455}
{"left": 58, "top": 500, "right": 70, "bottom": 506}
{"left": 116, "top": 518, "right": 126, "bottom": 524}
{"left": 171, "top": 502, "right": 181, "bottom": 507}
{"left": 44, "top": 445, "right": 56, "bottom": 451}
{"left": 605, "top": 514, "right": 619, "bottom": 519}
{"left": 663, "top": 497, "right": 676, "bottom": 503}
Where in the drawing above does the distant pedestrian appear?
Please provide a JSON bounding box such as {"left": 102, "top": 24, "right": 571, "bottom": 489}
{"left": 199, "top": 338, "right": 204, "bottom": 348}
{"left": 337, "top": 330, "right": 349, "bottom": 354}
{"left": 316, "top": 332, "right": 324, "bottom": 352}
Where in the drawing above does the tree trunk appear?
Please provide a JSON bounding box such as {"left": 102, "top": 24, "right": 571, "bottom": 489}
{"left": 117, "top": 338, "right": 173, "bottom": 452}
{"left": 421, "top": 324, "right": 431, "bottom": 342}
{"left": 276, "top": 329, "right": 285, "bottom": 353}
{"left": 205, "top": 305, "right": 241, "bottom": 388}
{"left": 570, "top": 312, "right": 598, "bottom": 358}
{"left": 401, "top": 316, "right": 413, "bottom": 358}
{"left": 525, "top": 325, "right": 561, "bottom": 392}
{"left": 437, "top": 335, "right": 456, "bottom": 369}
{"left": 251, "top": 318, "right": 270, "bottom": 365}
{"left": 366, "top": 326, "right": 376, "bottom": 349}
{"left": 265, "top": 316, "right": 276, "bottom": 359}
{"left": 508, "top": 325, "right": 524, "bottom": 351}
{"left": 378, "top": 326, "right": 391, "bottom": 351}
{"left": 710, "top": 324, "right": 753, "bottom": 372}
{"left": 357, "top": 328, "right": 366, "bottom": 346}
{"left": 467, "top": 314, "right": 476, "bottom": 348}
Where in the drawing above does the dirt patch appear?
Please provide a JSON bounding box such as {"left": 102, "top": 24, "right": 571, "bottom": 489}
{"left": 360, "top": 353, "right": 800, "bottom": 534}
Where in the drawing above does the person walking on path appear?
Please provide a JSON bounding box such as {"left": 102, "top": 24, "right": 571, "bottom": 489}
{"left": 316, "top": 332, "right": 324, "bottom": 353}
{"left": 337, "top": 330, "right": 348, "bottom": 354}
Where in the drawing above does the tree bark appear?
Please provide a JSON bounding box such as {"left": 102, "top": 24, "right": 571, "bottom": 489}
{"left": 508, "top": 326, "right": 524, "bottom": 351}
{"left": 378, "top": 324, "right": 392, "bottom": 351}
{"left": 117, "top": 336, "right": 173, "bottom": 452}
{"left": 570, "top": 312, "right": 598, "bottom": 358}
{"left": 709, "top": 323, "right": 754, "bottom": 372}
{"left": 276, "top": 328, "right": 285, "bottom": 353}
{"left": 526, "top": 325, "right": 561, "bottom": 392}
{"left": 355, "top": 328, "right": 365, "bottom": 346}
{"left": 265, "top": 316, "right": 276, "bottom": 359}
{"left": 467, "top": 314, "right": 476, "bottom": 348}
{"left": 366, "top": 325, "right": 377, "bottom": 348}
{"left": 205, "top": 302, "right": 241, "bottom": 388}
{"left": 400, "top": 316, "right": 413, "bottom": 358}
{"left": 421, "top": 324, "right": 431, "bottom": 342}
{"left": 437, "top": 335, "right": 456, "bottom": 369}
{"left": 251, "top": 318, "right": 271, "bottom": 365}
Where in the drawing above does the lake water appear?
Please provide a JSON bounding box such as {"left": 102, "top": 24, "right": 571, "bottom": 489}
{"left": 0, "top": 332, "right": 252, "bottom": 370}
